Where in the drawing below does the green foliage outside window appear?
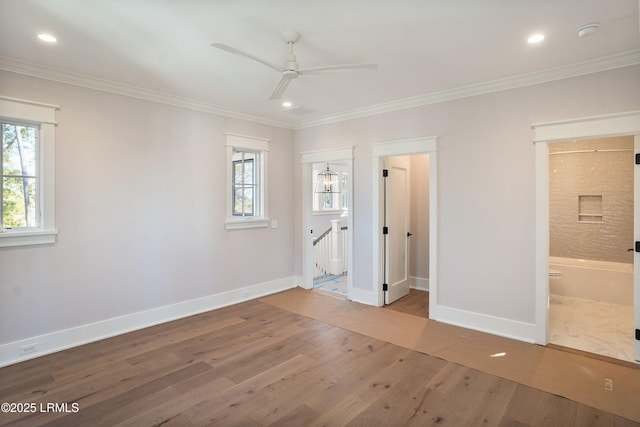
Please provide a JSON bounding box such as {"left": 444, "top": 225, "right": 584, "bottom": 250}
{"left": 2, "top": 122, "right": 38, "bottom": 228}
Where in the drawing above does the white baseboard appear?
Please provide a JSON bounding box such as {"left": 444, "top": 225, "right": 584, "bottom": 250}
{"left": 410, "top": 276, "right": 429, "bottom": 291}
{"left": 0, "top": 276, "right": 296, "bottom": 368}
{"left": 348, "top": 287, "right": 378, "bottom": 306}
{"left": 430, "top": 304, "right": 537, "bottom": 344}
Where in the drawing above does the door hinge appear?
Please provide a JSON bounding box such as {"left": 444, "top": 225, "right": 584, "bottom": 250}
{"left": 636, "top": 242, "right": 640, "bottom": 252}
{"left": 382, "top": 169, "right": 388, "bottom": 177}
{"left": 636, "top": 153, "right": 640, "bottom": 165}
{"left": 382, "top": 226, "right": 388, "bottom": 235}
{"left": 382, "top": 283, "right": 388, "bottom": 291}
{"left": 636, "top": 329, "right": 640, "bottom": 341}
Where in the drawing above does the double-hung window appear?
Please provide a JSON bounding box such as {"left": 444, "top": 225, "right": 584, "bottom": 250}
{"left": 225, "top": 133, "right": 269, "bottom": 229}
{"left": 0, "top": 96, "right": 57, "bottom": 247}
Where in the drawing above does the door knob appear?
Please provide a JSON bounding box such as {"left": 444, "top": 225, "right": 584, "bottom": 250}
{"left": 407, "top": 232, "right": 413, "bottom": 237}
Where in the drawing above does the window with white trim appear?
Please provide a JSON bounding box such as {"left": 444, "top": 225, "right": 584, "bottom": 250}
{"left": 0, "top": 96, "right": 57, "bottom": 247}
{"left": 225, "top": 133, "right": 269, "bottom": 229}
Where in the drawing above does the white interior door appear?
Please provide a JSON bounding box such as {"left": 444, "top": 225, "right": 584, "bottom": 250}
{"left": 385, "top": 156, "right": 411, "bottom": 304}
{"left": 635, "top": 135, "right": 640, "bottom": 362}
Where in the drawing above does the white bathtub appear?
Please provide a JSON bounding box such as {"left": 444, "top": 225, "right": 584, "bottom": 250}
{"left": 549, "top": 256, "right": 633, "bottom": 306}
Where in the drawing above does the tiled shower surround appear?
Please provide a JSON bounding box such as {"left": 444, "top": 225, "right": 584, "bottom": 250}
{"left": 549, "top": 136, "right": 634, "bottom": 264}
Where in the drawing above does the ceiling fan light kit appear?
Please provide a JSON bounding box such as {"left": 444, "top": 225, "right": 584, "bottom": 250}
{"left": 212, "top": 30, "right": 377, "bottom": 100}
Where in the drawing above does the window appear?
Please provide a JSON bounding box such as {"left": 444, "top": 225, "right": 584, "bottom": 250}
{"left": 232, "top": 151, "right": 257, "bottom": 217}
{"left": 225, "top": 133, "right": 269, "bottom": 229}
{"left": 0, "top": 96, "right": 57, "bottom": 247}
{"left": 313, "top": 166, "right": 348, "bottom": 214}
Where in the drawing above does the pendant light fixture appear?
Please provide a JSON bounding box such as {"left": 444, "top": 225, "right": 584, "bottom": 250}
{"left": 315, "top": 163, "right": 341, "bottom": 193}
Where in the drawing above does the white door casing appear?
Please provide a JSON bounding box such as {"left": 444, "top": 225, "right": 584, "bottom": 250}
{"left": 301, "top": 147, "right": 354, "bottom": 297}
{"left": 532, "top": 110, "right": 640, "bottom": 361}
{"left": 371, "top": 136, "right": 438, "bottom": 308}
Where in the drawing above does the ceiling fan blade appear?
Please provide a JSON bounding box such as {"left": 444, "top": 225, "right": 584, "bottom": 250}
{"left": 269, "top": 76, "right": 292, "bottom": 100}
{"left": 211, "top": 43, "right": 283, "bottom": 72}
{"left": 298, "top": 63, "right": 378, "bottom": 75}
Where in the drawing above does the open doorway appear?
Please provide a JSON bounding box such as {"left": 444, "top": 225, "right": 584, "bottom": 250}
{"left": 547, "top": 136, "right": 635, "bottom": 361}
{"left": 301, "top": 147, "right": 353, "bottom": 299}
{"left": 311, "top": 161, "right": 349, "bottom": 296}
{"left": 382, "top": 154, "right": 430, "bottom": 317}
{"left": 372, "top": 137, "right": 438, "bottom": 318}
{"left": 533, "top": 110, "right": 640, "bottom": 363}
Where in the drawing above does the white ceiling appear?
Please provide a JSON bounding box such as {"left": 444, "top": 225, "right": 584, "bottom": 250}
{"left": 1, "top": 0, "right": 638, "bottom": 128}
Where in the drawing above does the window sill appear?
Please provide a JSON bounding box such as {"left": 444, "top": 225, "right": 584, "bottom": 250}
{"left": 0, "top": 229, "right": 57, "bottom": 248}
{"left": 313, "top": 209, "right": 348, "bottom": 216}
{"left": 225, "top": 218, "right": 270, "bottom": 230}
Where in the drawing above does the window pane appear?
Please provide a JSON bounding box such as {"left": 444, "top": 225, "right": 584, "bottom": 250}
{"left": 2, "top": 124, "right": 37, "bottom": 176}
{"left": 233, "top": 186, "right": 254, "bottom": 216}
{"left": 243, "top": 158, "right": 254, "bottom": 185}
{"left": 2, "top": 176, "right": 37, "bottom": 227}
{"left": 242, "top": 188, "right": 254, "bottom": 216}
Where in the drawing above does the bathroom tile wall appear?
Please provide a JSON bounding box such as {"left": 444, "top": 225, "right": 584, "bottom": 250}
{"left": 549, "top": 136, "right": 634, "bottom": 263}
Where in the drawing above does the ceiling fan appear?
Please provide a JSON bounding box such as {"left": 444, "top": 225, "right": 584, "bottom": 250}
{"left": 211, "top": 30, "right": 378, "bottom": 100}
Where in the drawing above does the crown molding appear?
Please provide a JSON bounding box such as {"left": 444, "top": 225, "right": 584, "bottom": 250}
{"left": 292, "top": 49, "right": 640, "bottom": 129}
{"left": 1, "top": 50, "right": 638, "bottom": 131}
{"left": 0, "top": 55, "right": 293, "bottom": 130}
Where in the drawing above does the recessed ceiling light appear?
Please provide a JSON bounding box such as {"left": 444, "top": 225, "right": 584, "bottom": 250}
{"left": 282, "top": 101, "right": 292, "bottom": 108}
{"left": 37, "top": 33, "right": 58, "bottom": 43}
{"left": 577, "top": 23, "right": 599, "bottom": 37}
{"left": 527, "top": 33, "right": 545, "bottom": 44}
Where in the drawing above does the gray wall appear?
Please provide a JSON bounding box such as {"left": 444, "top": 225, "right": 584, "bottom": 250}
{"left": 0, "top": 70, "right": 295, "bottom": 346}
{"left": 549, "top": 136, "right": 634, "bottom": 263}
{"left": 409, "top": 153, "right": 429, "bottom": 281}
{"left": 293, "top": 65, "right": 640, "bottom": 328}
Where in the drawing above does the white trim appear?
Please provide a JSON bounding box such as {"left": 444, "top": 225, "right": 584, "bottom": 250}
{"left": 0, "top": 56, "right": 291, "bottom": 130}
{"left": 295, "top": 50, "right": 640, "bottom": 129}
{"left": 224, "top": 218, "right": 269, "bottom": 230}
{"left": 0, "top": 276, "right": 297, "bottom": 368}
{"left": 224, "top": 134, "right": 270, "bottom": 229}
{"left": 4, "top": 50, "right": 637, "bottom": 132}
{"left": 371, "top": 137, "right": 438, "bottom": 158}
{"left": 0, "top": 96, "right": 57, "bottom": 247}
{"left": 0, "top": 96, "right": 59, "bottom": 124}
{"left": 371, "top": 137, "right": 438, "bottom": 310}
{"left": 430, "top": 304, "right": 537, "bottom": 344}
{"left": 301, "top": 147, "right": 354, "bottom": 297}
{"left": 300, "top": 146, "right": 354, "bottom": 163}
{"left": 348, "top": 287, "right": 377, "bottom": 306}
{"left": 532, "top": 110, "right": 640, "bottom": 346}
{"left": 0, "top": 229, "right": 57, "bottom": 247}
{"left": 224, "top": 133, "right": 270, "bottom": 152}
{"left": 532, "top": 110, "right": 640, "bottom": 143}
{"left": 410, "top": 276, "right": 429, "bottom": 291}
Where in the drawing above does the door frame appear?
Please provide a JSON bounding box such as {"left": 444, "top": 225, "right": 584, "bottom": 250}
{"left": 532, "top": 110, "right": 640, "bottom": 348}
{"left": 372, "top": 137, "right": 438, "bottom": 307}
{"left": 301, "top": 147, "right": 354, "bottom": 297}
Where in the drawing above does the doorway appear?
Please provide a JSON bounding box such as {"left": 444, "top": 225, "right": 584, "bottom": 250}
{"left": 301, "top": 147, "right": 353, "bottom": 299}
{"left": 547, "top": 136, "right": 635, "bottom": 361}
{"left": 311, "top": 161, "right": 349, "bottom": 296}
{"left": 532, "top": 110, "right": 640, "bottom": 362}
{"left": 372, "top": 137, "right": 438, "bottom": 316}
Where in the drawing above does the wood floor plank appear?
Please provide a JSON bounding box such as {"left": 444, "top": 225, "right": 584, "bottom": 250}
{"left": 385, "top": 288, "right": 429, "bottom": 318}
{"left": 1, "top": 292, "right": 638, "bottom": 427}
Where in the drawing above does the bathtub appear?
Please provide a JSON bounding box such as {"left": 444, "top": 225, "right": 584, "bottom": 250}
{"left": 549, "top": 256, "right": 633, "bottom": 306}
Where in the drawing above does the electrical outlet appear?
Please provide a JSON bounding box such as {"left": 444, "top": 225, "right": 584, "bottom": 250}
{"left": 20, "top": 343, "right": 38, "bottom": 355}
{"left": 604, "top": 378, "right": 613, "bottom": 391}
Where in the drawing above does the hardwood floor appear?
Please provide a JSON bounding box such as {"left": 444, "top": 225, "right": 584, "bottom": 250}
{"left": 0, "top": 296, "right": 637, "bottom": 426}
{"left": 385, "top": 288, "right": 429, "bottom": 318}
